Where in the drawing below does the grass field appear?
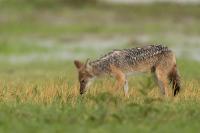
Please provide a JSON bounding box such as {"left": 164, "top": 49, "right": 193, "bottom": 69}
{"left": 0, "top": 1, "right": 200, "bottom": 133}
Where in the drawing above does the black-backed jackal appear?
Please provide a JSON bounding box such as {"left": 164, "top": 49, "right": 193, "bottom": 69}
{"left": 74, "top": 45, "right": 181, "bottom": 97}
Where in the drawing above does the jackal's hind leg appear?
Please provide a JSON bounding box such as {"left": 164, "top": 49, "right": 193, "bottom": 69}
{"left": 156, "top": 79, "right": 165, "bottom": 95}
{"left": 155, "top": 68, "right": 170, "bottom": 97}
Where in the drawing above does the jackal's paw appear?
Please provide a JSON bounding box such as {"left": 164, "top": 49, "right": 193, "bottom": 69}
{"left": 124, "top": 93, "right": 129, "bottom": 98}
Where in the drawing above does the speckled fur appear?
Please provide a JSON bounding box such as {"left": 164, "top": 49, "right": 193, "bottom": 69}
{"left": 74, "top": 44, "right": 181, "bottom": 96}
{"left": 90, "top": 45, "right": 170, "bottom": 75}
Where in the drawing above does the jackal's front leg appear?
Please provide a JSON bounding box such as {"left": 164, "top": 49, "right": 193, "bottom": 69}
{"left": 123, "top": 79, "right": 129, "bottom": 97}
{"left": 115, "top": 74, "right": 129, "bottom": 97}
{"left": 110, "top": 65, "right": 129, "bottom": 97}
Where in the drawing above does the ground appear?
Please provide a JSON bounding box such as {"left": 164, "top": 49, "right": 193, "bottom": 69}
{"left": 0, "top": 1, "right": 200, "bottom": 133}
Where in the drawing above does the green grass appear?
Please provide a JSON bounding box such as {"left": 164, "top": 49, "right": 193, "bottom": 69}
{"left": 0, "top": 42, "right": 49, "bottom": 55}
{"left": 0, "top": 101, "right": 200, "bottom": 133}
{"left": 0, "top": 59, "right": 200, "bottom": 133}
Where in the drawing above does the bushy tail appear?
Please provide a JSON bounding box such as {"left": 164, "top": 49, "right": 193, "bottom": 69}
{"left": 169, "top": 65, "right": 181, "bottom": 96}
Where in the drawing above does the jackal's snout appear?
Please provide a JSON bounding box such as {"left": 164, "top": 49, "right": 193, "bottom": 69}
{"left": 80, "top": 80, "right": 87, "bottom": 95}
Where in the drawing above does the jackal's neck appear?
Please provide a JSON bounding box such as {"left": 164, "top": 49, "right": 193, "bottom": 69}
{"left": 89, "top": 60, "right": 110, "bottom": 76}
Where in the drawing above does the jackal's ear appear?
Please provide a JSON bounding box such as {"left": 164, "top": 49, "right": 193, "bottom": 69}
{"left": 85, "top": 58, "right": 90, "bottom": 67}
{"left": 74, "top": 60, "right": 83, "bottom": 69}
{"left": 85, "top": 58, "right": 92, "bottom": 71}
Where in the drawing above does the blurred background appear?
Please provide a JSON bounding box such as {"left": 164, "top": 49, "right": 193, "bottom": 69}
{"left": 0, "top": 1, "right": 200, "bottom": 132}
{"left": 0, "top": 0, "right": 200, "bottom": 79}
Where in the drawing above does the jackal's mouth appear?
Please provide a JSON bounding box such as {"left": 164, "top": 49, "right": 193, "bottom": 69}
{"left": 80, "top": 82, "right": 88, "bottom": 95}
{"left": 80, "top": 86, "right": 86, "bottom": 95}
{"left": 80, "top": 90, "right": 86, "bottom": 95}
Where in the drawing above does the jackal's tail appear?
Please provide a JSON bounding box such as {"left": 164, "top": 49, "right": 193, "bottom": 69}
{"left": 169, "top": 65, "right": 181, "bottom": 96}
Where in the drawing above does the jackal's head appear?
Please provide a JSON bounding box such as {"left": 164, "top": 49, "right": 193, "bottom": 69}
{"left": 74, "top": 59, "right": 94, "bottom": 95}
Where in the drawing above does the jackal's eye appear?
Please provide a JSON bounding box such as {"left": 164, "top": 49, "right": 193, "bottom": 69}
{"left": 81, "top": 80, "right": 86, "bottom": 83}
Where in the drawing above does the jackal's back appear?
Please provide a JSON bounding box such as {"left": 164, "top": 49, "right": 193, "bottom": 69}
{"left": 90, "top": 45, "right": 172, "bottom": 74}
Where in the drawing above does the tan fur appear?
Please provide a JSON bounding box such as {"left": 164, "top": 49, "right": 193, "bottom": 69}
{"left": 110, "top": 65, "right": 126, "bottom": 91}
{"left": 154, "top": 52, "right": 177, "bottom": 96}
{"left": 74, "top": 45, "right": 181, "bottom": 97}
